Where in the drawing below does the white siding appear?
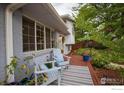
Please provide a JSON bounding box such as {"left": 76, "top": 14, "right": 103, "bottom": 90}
{"left": 64, "top": 20, "right": 75, "bottom": 54}
{"left": 65, "top": 20, "right": 75, "bottom": 44}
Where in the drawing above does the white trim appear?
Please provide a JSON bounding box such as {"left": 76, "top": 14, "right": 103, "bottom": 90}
{"left": 50, "top": 29, "right": 52, "bottom": 48}
{"left": 34, "top": 21, "right": 37, "bottom": 51}
{"left": 45, "top": 4, "right": 67, "bottom": 29}
{"left": 5, "top": 9, "right": 14, "bottom": 83}
{"left": 5, "top": 4, "right": 26, "bottom": 83}
{"left": 44, "top": 26, "right": 46, "bottom": 49}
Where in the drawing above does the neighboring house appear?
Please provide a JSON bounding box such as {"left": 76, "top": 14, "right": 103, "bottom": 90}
{"left": 0, "top": 3, "right": 70, "bottom": 83}
{"left": 61, "top": 15, "right": 75, "bottom": 54}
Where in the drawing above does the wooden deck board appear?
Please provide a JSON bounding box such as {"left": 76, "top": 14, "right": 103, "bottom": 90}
{"left": 60, "top": 65, "right": 94, "bottom": 85}
{"left": 69, "top": 55, "right": 100, "bottom": 85}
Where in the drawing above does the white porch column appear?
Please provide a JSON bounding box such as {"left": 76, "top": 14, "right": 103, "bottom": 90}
{"left": 5, "top": 9, "right": 14, "bottom": 83}
{"left": 5, "top": 4, "right": 26, "bottom": 83}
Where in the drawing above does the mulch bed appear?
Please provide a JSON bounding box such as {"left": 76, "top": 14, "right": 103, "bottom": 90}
{"left": 93, "top": 67, "right": 124, "bottom": 85}
{"left": 94, "top": 68, "right": 120, "bottom": 79}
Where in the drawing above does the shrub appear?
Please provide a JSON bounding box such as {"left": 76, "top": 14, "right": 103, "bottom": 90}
{"left": 76, "top": 48, "right": 91, "bottom": 55}
{"left": 76, "top": 48, "right": 84, "bottom": 55}
{"left": 76, "top": 48, "right": 110, "bottom": 68}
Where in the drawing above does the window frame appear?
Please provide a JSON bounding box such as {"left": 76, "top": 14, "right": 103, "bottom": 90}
{"left": 22, "top": 15, "right": 55, "bottom": 53}
{"left": 51, "top": 30, "right": 56, "bottom": 48}
{"left": 36, "top": 23, "right": 45, "bottom": 50}
{"left": 22, "top": 16, "right": 35, "bottom": 52}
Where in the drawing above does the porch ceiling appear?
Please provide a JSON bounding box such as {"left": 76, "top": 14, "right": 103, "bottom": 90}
{"left": 21, "top": 3, "right": 69, "bottom": 35}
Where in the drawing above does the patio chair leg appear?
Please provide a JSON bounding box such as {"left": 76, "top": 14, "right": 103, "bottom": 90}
{"left": 58, "top": 70, "right": 61, "bottom": 85}
{"left": 66, "top": 65, "right": 69, "bottom": 69}
{"left": 35, "top": 74, "right": 38, "bottom": 85}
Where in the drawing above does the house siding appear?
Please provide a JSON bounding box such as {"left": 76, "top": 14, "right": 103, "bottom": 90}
{"left": 13, "top": 10, "right": 53, "bottom": 81}
{"left": 65, "top": 20, "right": 75, "bottom": 44}
{"left": 64, "top": 20, "right": 75, "bottom": 54}
{"left": 0, "top": 4, "right": 7, "bottom": 81}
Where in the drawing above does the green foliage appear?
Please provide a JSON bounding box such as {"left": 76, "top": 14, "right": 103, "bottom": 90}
{"left": 119, "top": 68, "right": 124, "bottom": 78}
{"left": 76, "top": 48, "right": 86, "bottom": 55}
{"left": 90, "top": 49, "right": 109, "bottom": 68}
{"left": 5, "top": 56, "right": 34, "bottom": 84}
{"left": 73, "top": 4, "right": 124, "bottom": 69}
{"left": 76, "top": 48, "right": 124, "bottom": 69}
{"left": 76, "top": 48, "right": 109, "bottom": 68}
{"left": 7, "top": 56, "right": 19, "bottom": 70}
{"left": 24, "top": 75, "right": 45, "bottom": 85}
{"left": 6, "top": 56, "right": 19, "bottom": 82}
{"left": 21, "top": 56, "right": 34, "bottom": 75}
{"left": 0, "top": 81, "right": 6, "bottom": 85}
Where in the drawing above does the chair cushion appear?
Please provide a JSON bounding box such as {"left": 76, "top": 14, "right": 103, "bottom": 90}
{"left": 54, "top": 54, "right": 64, "bottom": 63}
{"left": 53, "top": 48, "right": 62, "bottom": 55}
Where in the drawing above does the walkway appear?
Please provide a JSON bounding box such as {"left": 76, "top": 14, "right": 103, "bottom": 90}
{"left": 61, "top": 65, "right": 94, "bottom": 85}
{"left": 68, "top": 55, "right": 100, "bottom": 85}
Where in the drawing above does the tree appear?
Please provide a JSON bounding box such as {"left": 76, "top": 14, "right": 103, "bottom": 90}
{"left": 73, "top": 3, "right": 124, "bottom": 65}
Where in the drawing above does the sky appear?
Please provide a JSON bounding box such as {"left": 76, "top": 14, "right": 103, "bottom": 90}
{"left": 52, "top": 3, "right": 79, "bottom": 16}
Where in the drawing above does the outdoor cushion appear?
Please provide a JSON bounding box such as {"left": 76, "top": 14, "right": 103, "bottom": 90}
{"left": 54, "top": 54, "right": 64, "bottom": 63}
{"left": 53, "top": 48, "right": 62, "bottom": 54}
{"left": 53, "top": 48, "right": 70, "bottom": 68}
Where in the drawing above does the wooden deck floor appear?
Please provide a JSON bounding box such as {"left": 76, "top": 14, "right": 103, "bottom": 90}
{"left": 60, "top": 65, "right": 94, "bottom": 85}
{"left": 69, "top": 55, "right": 100, "bottom": 85}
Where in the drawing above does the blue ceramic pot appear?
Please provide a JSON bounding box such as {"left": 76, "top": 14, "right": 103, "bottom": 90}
{"left": 83, "top": 55, "right": 90, "bottom": 62}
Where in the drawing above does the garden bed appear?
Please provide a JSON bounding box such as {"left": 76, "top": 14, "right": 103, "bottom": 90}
{"left": 93, "top": 67, "right": 124, "bottom": 85}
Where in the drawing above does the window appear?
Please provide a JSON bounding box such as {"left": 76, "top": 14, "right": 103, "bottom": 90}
{"left": 36, "top": 24, "right": 44, "bottom": 50}
{"left": 46, "top": 27, "right": 51, "bottom": 48}
{"left": 22, "top": 16, "right": 56, "bottom": 52}
{"left": 51, "top": 31, "right": 56, "bottom": 48}
{"left": 22, "top": 17, "right": 35, "bottom": 52}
